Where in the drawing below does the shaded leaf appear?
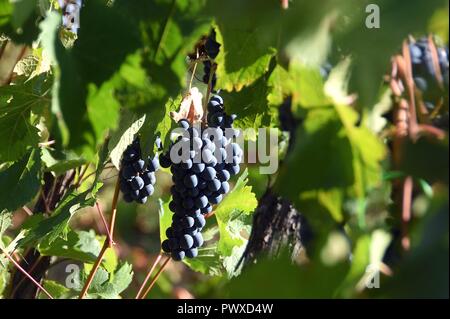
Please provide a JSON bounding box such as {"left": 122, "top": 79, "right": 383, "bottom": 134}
{"left": 0, "top": 149, "right": 41, "bottom": 212}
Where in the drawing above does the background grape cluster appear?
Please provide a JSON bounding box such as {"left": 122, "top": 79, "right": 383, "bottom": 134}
{"left": 409, "top": 38, "right": 449, "bottom": 111}
{"left": 202, "top": 31, "right": 221, "bottom": 90}
{"left": 59, "top": 0, "right": 82, "bottom": 34}
{"left": 119, "top": 138, "right": 159, "bottom": 204}
{"left": 159, "top": 95, "right": 243, "bottom": 261}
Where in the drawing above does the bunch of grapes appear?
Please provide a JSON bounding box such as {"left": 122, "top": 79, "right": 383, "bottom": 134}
{"left": 202, "top": 31, "right": 221, "bottom": 90}
{"left": 159, "top": 95, "right": 243, "bottom": 261}
{"left": 409, "top": 38, "right": 449, "bottom": 111}
{"left": 119, "top": 138, "right": 159, "bottom": 204}
{"left": 59, "top": 0, "right": 82, "bottom": 34}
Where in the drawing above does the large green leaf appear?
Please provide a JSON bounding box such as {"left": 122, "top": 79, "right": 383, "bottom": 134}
{"left": 76, "top": 262, "right": 133, "bottom": 299}
{"left": 214, "top": 169, "right": 257, "bottom": 257}
{"left": 221, "top": 69, "right": 275, "bottom": 130}
{"left": 0, "top": 74, "right": 52, "bottom": 162}
{"left": 38, "top": 229, "right": 102, "bottom": 263}
{"left": 0, "top": 149, "right": 41, "bottom": 212}
{"left": 40, "top": 1, "right": 141, "bottom": 159}
{"left": 213, "top": 20, "right": 277, "bottom": 91}
{"left": 0, "top": 211, "right": 12, "bottom": 297}
{"left": 41, "top": 148, "right": 86, "bottom": 176}
{"left": 20, "top": 187, "right": 96, "bottom": 246}
{"left": 138, "top": 94, "right": 181, "bottom": 160}
{"left": 226, "top": 253, "right": 350, "bottom": 298}
{"left": 275, "top": 104, "right": 385, "bottom": 231}
{"left": 0, "top": 0, "right": 40, "bottom": 44}
{"left": 114, "top": 0, "right": 212, "bottom": 114}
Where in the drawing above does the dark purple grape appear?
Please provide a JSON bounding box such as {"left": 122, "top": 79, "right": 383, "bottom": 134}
{"left": 161, "top": 240, "right": 171, "bottom": 253}
{"left": 180, "top": 234, "right": 194, "bottom": 250}
{"left": 185, "top": 248, "right": 198, "bottom": 258}
{"left": 171, "top": 250, "right": 185, "bottom": 261}
{"left": 192, "top": 232, "right": 204, "bottom": 248}
{"left": 130, "top": 176, "right": 145, "bottom": 190}
{"left": 201, "top": 167, "right": 216, "bottom": 181}
{"left": 183, "top": 174, "right": 198, "bottom": 188}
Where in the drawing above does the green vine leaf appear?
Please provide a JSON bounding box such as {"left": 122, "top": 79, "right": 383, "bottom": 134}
{"left": 38, "top": 229, "right": 102, "bottom": 264}
{"left": 77, "top": 262, "right": 133, "bottom": 299}
{"left": 275, "top": 104, "right": 385, "bottom": 231}
{"left": 0, "top": 149, "right": 42, "bottom": 212}
{"left": 40, "top": 1, "right": 141, "bottom": 159}
{"left": 20, "top": 187, "right": 97, "bottom": 246}
{"left": 0, "top": 74, "right": 52, "bottom": 163}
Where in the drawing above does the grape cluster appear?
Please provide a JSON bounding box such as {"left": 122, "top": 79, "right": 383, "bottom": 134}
{"left": 160, "top": 95, "right": 243, "bottom": 261}
{"left": 202, "top": 31, "right": 221, "bottom": 90}
{"left": 59, "top": 0, "right": 82, "bottom": 34}
{"left": 409, "top": 38, "right": 449, "bottom": 111}
{"left": 119, "top": 138, "right": 159, "bottom": 204}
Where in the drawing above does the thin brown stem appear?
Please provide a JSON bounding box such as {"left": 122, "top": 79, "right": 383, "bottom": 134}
{"left": 80, "top": 165, "right": 116, "bottom": 185}
{"left": 135, "top": 253, "right": 163, "bottom": 299}
{"left": 95, "top": 202, "right": 114, "bottom": 245}
{"left": 75, "top": 164, "right": 90, "bottom": 187}
{"left": 108, "top": 179, "right": 121, "bottom": 245}
{"left": 78, "top": 178, "right": 120, "bottom": 299}
{"left": 1, "top": 248, "right": 53, "bottom": 299}
{"left": 140, "top": 256, "right": 171, "bottom": 299}
{"left": 204, "top": 210, "right": 215, "bottom": 219}
{"left": 6, "top": 45, "right": 28, "bottom": 85}
{"left": 10, "top": 256, "right": 42, "bottom": 297}
{"left": 202, "top": 62, "right": 217, "bottom": 124}
{"left": 189, "top": 53, "right": 199, "bottom": 91}
{"left": 401, "top": 176, "right": 413, "bottom": 251}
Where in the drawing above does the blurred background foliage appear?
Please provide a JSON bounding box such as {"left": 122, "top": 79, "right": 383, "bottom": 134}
{"left": 0, "top": 0, "right": 448, "bottom": 299}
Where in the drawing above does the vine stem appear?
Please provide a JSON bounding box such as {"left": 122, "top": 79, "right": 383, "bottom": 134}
{"left": 80, "top": 165, "right": 116, "bottom": 185}
{"left": 78, "top": 178, "right": 120, "bottom": 299}
{"left": 0, "top": 248, "right": 53, "bottom": 299}
{"left": 10, "top": 255, "right": 42, "bottom": 297}
{"left": 75, "top": 164, "right": 90, "bottom": 187}
{"left": 401, "top": 176, "right": 413, "bottom": 250}
{"left": 189, "top": 52, "right": 199, "bottom": 91}
{"left": 140, "top": 256, "right": 171, "bottom": 299}
{"left": 135, "top": 253, "right": 163, "bottom": 299}
{"left": 202, "top": 62, "right": 217, "bottom": 124}
{"left": 95, "top": 202, "right": 114, "bottom": 245}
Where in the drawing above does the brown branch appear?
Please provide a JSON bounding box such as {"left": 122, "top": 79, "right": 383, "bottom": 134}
{"left": 135, "top": 254, "right": 163, "bottom": 299}
{"left": 401, "top": 176, "right": 413, "bottom": 251}
{"left": 78, "top": 178, "right": 120, "bottom": 299}
{"left": 5, "top": 45, "right": 28, "bottom": 85}
{"left": 1, "top": 248, "right": 53, "bottom": 299}
{"left": 95, "top": 202, "right": 114, "bottom": 245}
{"left": 10, "top": 256, "right": 42, "bottom": 297}
{"left": 140, "top": 256, "right": 171, "bottom": 299}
